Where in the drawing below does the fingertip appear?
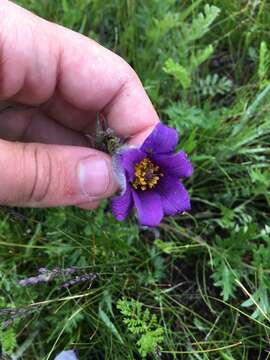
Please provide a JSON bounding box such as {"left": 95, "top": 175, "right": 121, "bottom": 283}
{"left": 127, "top": 120, "right": 160, "bottom": 146}
{"left": 78, "top": 154, "right": 118, "bottom": 200}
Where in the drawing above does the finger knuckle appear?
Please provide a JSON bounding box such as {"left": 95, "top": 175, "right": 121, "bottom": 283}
{"left": 0, "top": 21, "right": 8, "bottom": 99}
{"left": 23, "top": 144, "right": 52, "bottom": 203}
{"left": 120, "top": 61, "right": 138, "bottom": 84}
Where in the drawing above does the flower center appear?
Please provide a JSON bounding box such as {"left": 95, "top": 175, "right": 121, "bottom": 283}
{"left": 131, "top": 157, "right": 162, "bottom": 190}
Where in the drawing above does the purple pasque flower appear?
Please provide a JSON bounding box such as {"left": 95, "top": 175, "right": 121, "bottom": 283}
{"left": 111, "top": 123, "right": 192, "bottom": 227}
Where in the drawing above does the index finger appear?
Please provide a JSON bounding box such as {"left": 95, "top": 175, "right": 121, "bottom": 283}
{"left": 57, "top": 29, "right": 160, "bottom": 144}
{"left": 0, "top": 0, "right": 159, "bottom": 144}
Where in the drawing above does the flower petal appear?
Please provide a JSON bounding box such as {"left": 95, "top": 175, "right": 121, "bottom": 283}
{"left": 156, "top": 175, "right": 191, "bottom": 216}
{"left": 54, "top": 350, "right": 79, "bottom": 360}
{"left": 151, "top": 150, "right": 193, "bottom": 178}
{"left": 132, "top": 190, "right": 163, "bottom": 227}
{"left": 111, "top": 185, "right": 133, "bottom": 221}
{"left": 116, "top": 147, "right": 145, "bottom": 181}
{"left": 141, "top": 123, "right": 178, "bottom": 154}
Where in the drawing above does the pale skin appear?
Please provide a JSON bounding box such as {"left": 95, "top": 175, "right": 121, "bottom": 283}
{"left": 0, "top": 0, "right": 159, "bottom": 209}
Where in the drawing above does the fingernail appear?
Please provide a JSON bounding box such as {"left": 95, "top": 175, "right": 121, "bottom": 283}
{"left": 79, "top": 156, "right": 109, "bottom": 197}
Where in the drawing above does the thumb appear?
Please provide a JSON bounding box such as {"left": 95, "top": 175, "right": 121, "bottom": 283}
{"left": 0, "top": 140, "right": 117, "bottom": 207}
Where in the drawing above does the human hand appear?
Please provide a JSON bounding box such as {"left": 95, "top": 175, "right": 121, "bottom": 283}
{"left": 0, "top": 0, "right": 159, "bottom": 209}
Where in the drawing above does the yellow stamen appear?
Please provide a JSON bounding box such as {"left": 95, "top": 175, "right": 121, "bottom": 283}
{"left": 131, "top": 157, "right": 162, "bottom": 190}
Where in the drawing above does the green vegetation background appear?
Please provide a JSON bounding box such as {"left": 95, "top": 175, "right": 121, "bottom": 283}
{"left": 1, "top": 1, "right": 270, "bottom": 359}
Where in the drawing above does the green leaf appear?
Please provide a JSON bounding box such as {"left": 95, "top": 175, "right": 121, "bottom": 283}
{"left": 99, "top": 307, "right": 124, "bottom": 344}
{"left": 163, "top": 58, "right": 191, "bottom": 88}
{"left": 258, "top": 41, "right": 269, "bottom": 87}
{"left": 0, "top": 326, "right": 17, "bottom": 356}
{"left": 181, "top": 4, "right": 221, "bottom": 45}
{"left": 196, "top": 73, "right": 233, "bottom": 97}
{"left": 190, "top": 44, "right": 214, "bottom": 70}
{"left": 213, "top": 262, "right": 235, "bottom": 301}
{"left": 233, "top": 83, "right": 270, "bottom": 135}
{"left": 154, "top": 239, "right": 176, "bottom": 254}
{"left": 117, "top": 298, "right": 164, "bottom": 357}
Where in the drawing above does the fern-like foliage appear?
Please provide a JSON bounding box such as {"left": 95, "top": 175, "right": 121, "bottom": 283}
{"left": 117, "top": 297, "right": 164, "bottom": 358}
{"left": 163, "top": 4, "right": 221, "bottom": 91}
{"left": 196, "top": 73, "right": 233, "bottom": 97}
{"left": 211, "top": 226, "right": 255, "bottom": 301}
{"left": 147, "top": 12, "right": 180, "bottom": 44}
{"left": 164, "top": 101, "right": 225, "bottom": 132}
{"left": 163, "top": 58, "right": 191, "bottom": 89}
{"left": 190, "top": 44, "right": 214, "bottom": 71}
{"left": 0, "top": 298, "right": 17, "bottom": 356}
{"left": 0, "top": 326, "right": 17, "bottom": 356}
{"left": 180, "top": 4, "right": 221, "bottom": 45}
{"left": 241, "top": 226, "right": 270, "bottom": 320}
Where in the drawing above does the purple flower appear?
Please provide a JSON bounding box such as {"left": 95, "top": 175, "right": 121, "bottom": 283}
{"left": 111, "top": 123, "right": 192, "bottom": 227}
